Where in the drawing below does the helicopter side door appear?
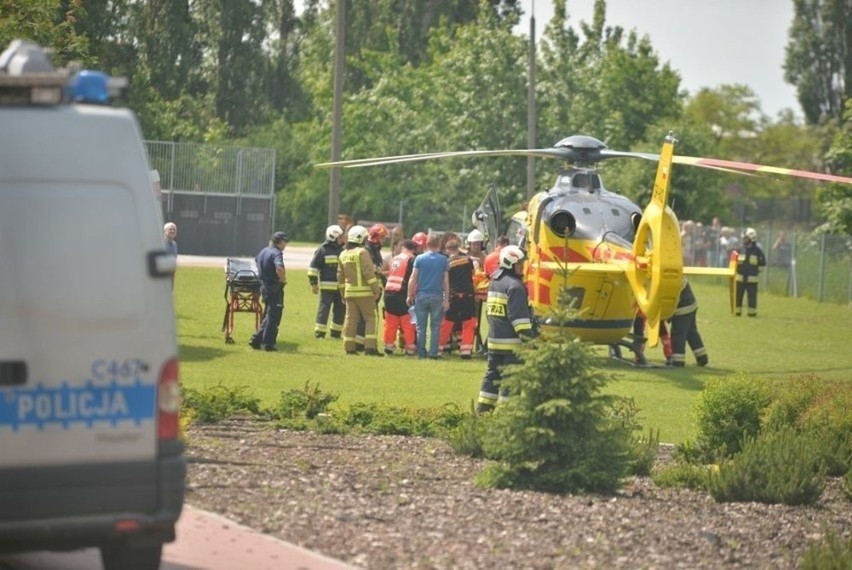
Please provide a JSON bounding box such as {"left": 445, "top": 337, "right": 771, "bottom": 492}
{"left": 471, "top": 184, "right": 501, "bottom": 253}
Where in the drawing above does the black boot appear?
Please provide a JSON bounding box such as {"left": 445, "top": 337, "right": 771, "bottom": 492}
{"left": 364, "top": 348, "right": 384, "bottom": 357}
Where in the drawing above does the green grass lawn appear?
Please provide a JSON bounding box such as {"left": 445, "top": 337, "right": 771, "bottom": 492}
{"left": 175, "top": 266, "right": 852, "bottom": 445}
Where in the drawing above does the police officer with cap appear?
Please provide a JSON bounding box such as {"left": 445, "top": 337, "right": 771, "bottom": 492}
{"left": 250, "top": 231, "right": 289, "bottom": 351}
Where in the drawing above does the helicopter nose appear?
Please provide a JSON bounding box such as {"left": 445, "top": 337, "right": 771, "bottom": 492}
{"left": 547, "top": 210, "right": 576, "bottom": 238}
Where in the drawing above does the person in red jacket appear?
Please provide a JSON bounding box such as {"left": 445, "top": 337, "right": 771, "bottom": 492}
{"left": 382, "top": 240, "right": 417, "bottom": 355}
{"left": 483, "top": 236, "right": 510, "bottom": 276}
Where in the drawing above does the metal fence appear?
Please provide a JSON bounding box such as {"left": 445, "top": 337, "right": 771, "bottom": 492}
{"left": 681, "top": 225, "right": 852, "bottom": 305}
{"left": 145, "top": 141, "right": 277, "bottom": 257}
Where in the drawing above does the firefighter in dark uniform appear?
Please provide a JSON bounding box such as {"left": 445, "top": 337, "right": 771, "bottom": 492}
{"left": 354, "top": 224, "right": 388, "bottom": 350}
{"left": 439, "top": 240, "right": 477, "bottom": 359}
{"left": 668, "top": 278, "right": 708, "bottom": 367}
{"left": 382, "top": 239, "right": 417, "bottom": 355}
{"left": 735, "top": 227, "right": 766, "bottom": 317}
{"left": 308, "top": 225, "right": 345, "bottom": 339}
{"left": 249, "top": 231, "right": 289, "bottom": 351}
{"left": 476, "top": 245, "right": 535, "bottom": 413}
{"left": 338, "top": 225, "right": 383, "bottom": 356}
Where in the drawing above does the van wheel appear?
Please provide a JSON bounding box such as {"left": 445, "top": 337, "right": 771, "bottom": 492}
{"left": 100, "top": 541, "right": 162, "bottom": 570}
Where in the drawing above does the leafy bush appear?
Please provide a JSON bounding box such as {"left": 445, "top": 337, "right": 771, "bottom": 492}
{"left": 764, "top": 376, "right": 852, "bottom": 476}
{"left": 476, "top": 307, "right": 636, "bottom": 494}
{"left": 182, "top": 384, "right": 263, "bottom": 423}
{"left": 801, "top": 530, "right": 852, "bottom": 570}
{"left": 707, "top": 425, "right": 825, "bottom": 505}
{"left": 651, "top": 461, "right": 710, "bottom": 490}
{"left": 274, "top": 381, "right": 338, "bottom": 420}
{"left": 689, "top": 374, "right": 772, "bottom": 462}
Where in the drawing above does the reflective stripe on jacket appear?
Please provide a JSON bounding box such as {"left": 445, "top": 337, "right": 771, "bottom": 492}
{"left": 384, "top": 251, "right": 414, "bottom": 294}
{"left": 672, "top": 279, "right": 698, "bottom": 316}
{"left": 308, "top": 240, "right": 343, "bottom": 290}
{"left": 338, "top": 247, "right": 380, "bottom": 298}
{"left": 736, "top": 242, "right": 766, "bottom": 281}
{"left": 485, "top": 269, "right": 532, "bottom": 352}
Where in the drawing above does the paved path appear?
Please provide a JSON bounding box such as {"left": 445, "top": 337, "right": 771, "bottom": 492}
{"left": 179, "top": 247, "right": 315, "bottom": 271}
{"left": 0, "top": 505, "right": 353, "bottom": 570}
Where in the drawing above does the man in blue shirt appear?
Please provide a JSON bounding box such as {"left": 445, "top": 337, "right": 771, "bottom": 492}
{"left": 250, "top": 231, "right": 289, "bottom": 351}
{"left": 406, "top": 234, "right": 449, "bottom": 359}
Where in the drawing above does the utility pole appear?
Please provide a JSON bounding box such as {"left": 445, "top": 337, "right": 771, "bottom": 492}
{"left": 526, "top": 5, "right": 537, "bottom": 199}
{"left": 328, "top": 0, "right": 346, "bottom": 225}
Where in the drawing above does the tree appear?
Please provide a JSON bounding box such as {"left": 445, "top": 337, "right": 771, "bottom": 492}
{"left": 784, "top": 0, "right": 852, "bottom": 125}
{"left": 0, "top": 0, "right": 90, "bottom": 66}
{"left": 144, "top": 0, "right": 202, "bottom": 100}
{"left": 537, "top": 0, "right": 682, "bottom": 151}
{"left": 819, "top": 99, "right": 852, "bottom": 234}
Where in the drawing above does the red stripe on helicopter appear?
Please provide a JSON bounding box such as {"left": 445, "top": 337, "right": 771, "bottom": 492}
{"left": 541, "top": 246, "right": 590, "bottom": 263}
{"left": 676, "top": 156, "right": 852, "bottom": 185}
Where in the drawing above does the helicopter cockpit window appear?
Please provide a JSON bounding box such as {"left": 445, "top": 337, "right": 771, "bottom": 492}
{"left": 505, "top": 217, "right": 527, "bottom": 248}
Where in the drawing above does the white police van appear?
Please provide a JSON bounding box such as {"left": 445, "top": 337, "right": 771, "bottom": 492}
{"left": 0, "top": 40, "right": 184, "bottom": 569}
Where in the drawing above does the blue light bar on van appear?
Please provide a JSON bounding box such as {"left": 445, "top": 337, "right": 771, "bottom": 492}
{"left": 66, "top": 70, "right": 109, "bottom": 103}
{"left": 65, "top": 70, "right": 129, "bottom": 104}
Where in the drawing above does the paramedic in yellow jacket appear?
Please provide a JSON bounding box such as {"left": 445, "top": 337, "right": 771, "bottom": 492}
{"left": 338, "top": 225, "right": 383, "bottom": 356}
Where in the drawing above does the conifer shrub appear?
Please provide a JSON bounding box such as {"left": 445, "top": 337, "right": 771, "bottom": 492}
{"left": 182, "top": 384, "right": 264, "bottom": 423}
{"left": 801, "top": 530, "right": 852, "bottom": 569}
{"left": 764, "top": 376, "right": 852, "bottom": 476}
{"left": 275, "top": 381, "right": 338, "bottom": 420}
{"left": 686, "top": 374, "right": 772, "bottom": 463}
{"left": 475, "top": 308, "right": 636, "bottom": 494}
{"left": 651, "top": 461, "right": 710, "bottom": 490}
{"left": 340, "top": 402, "right": 465, "bottom": 436}
{"left": 707, "top": 425, "right": 825, "bottom": 505}
{"left": 446, "top": 402, "right": 492, "bottom": 458}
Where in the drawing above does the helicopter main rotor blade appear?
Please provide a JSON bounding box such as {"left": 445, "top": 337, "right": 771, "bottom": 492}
{"left": 674, "top": 156, "right": 852, "bottom": 185}
{"left": 315, "top": 146, "right": 665, "bottom": 169}
{"left": 315, "top": 148, "right": 577, "bottom": 168}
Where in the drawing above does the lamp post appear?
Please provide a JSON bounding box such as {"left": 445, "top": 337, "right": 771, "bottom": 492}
{"left": 328, "top": 0, "right": 346, "bottom": 225}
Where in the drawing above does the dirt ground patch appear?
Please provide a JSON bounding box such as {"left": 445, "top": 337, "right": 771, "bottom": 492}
{"left": 185, "top": 420, "right": 850, "bottom": 569}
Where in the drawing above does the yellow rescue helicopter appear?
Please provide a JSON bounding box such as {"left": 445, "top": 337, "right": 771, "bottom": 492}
{"left": 317, "top": 133, "right": 852, "bottom": 355}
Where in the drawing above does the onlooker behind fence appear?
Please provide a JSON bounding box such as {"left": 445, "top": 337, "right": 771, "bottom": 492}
{"left": 718, "top": 226, "right": 739, "bottom": 268}
{"left": 772, "top": 231, "right": 793, "bottom": 268}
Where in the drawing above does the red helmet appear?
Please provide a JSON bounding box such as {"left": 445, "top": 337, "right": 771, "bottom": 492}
{"left": 368, "top": 223, "right": 389, "bottom": 243}
{"left": 412, "top": 232, "right": 428, "bottom": 248}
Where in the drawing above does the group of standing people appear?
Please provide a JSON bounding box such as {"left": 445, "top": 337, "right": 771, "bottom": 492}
{"left": 310, "top": 223, "right": 482, "bottom": 360}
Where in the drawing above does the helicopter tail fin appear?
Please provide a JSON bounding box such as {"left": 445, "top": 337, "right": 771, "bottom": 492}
{"left": 650, "top": 132, "right": 677, "bottom": 211}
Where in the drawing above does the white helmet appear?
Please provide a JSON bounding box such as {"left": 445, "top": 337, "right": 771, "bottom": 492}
{"left": 326, "top": 224, "right": 344, "bottom": 241}
{"left": 347, "top": 224, "right": 368, "bottom": 245}
{"left": 744, "top": 227, "right": 757, "bottom": 241}
{"left": 499, "top": 245, "right": 526, "bottom": 269}
{"left": 466, "top": 229, "right": 485, "bottom": 245}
